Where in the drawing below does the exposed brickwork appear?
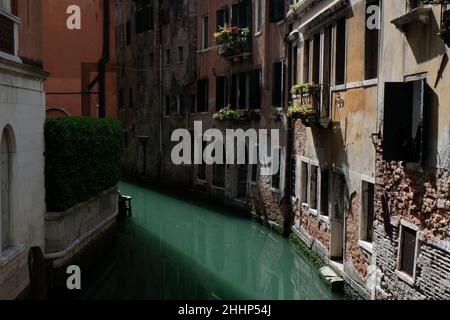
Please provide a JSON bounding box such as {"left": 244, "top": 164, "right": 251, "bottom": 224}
{"left": 292, "top": 204, "right": 330, "bottom": 250}
{"left": 346, "top": 193, "right": 369, "bottom": 278}
{"left": 293, "top": 120, "right": 307, "bottom": 157}
{"left": 375, "top": 141, "right": 450, "bottom": 238}
{"left": 374, "top": 221, "right": 450, "bottom": 299}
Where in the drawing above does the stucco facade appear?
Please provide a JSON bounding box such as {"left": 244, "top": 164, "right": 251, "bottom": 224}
{"left": 0, "top": 0, "right": 47, "bottom": 299}
{"left": 287, "top": 0, "right": 379, "bottom": 298}
{"left": 42, "top": 0, "right": 118, "bottom": 118}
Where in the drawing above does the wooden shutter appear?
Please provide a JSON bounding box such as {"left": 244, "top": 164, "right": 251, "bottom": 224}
{"left": 269, "top": 0, "right": 285, "bottom": 23}
{"left": 11, "top": 0, "right": 18, "bottom": 16}
{"left": 230, "top": 74, "right": 238, "bottom": 109}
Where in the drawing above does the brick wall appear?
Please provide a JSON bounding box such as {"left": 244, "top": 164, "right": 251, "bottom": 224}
{"left": 374, "top": 221, "right": 450, "bottom": 299}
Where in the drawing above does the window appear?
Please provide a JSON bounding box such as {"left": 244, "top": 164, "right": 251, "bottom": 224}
{"left": 175, "top": 0, "right": 186, "bottom": 19}
{"left": 129, "top": 88, "right": 133, "bottom": 109}
{"left": 165, "top": 96, "right": 171, "bottom": 116}
{"left": 197, "top": 79, "right": 209, "bottom": 113}
{"left": 149, "top": 53, "right": 154, "bottom": 67}
{"left": 165, "top": 49, "right": 171, "bottom": 65}
{"left": 198, "top": 142, "right": 207, "bottom": 181}
{"left": 269, "top": 0, "right": 285, "bottom": 23}
{"left": 213, "top": 164, "right": 225, "bottom": 188}
{"left": 202, "top": 16, "right": 209, "bottom": 50}
{"left": 310, "top": 165, "right": 318, "bottom": 210}
{"left": 361, "top": 181, "right": 375, "bottom": 242}
{"left": 216, "top": 7, "right": 229, "bottom": 31}
{"left": 1, "top": 129, "right": 12, "bottom": 252}
{"left": 288, "top": 44, "right": 298, "bottom": 96}
{"left": 216, "top": 76, "right": 228, "bottom": 109}
{"left": 229, "top": 70, "right": 261, "bottom": 110}
{"left": 126, "top": 21, "right": 132, "bottom": 46}
{"left": 272, "top": 62, "right": 285, "bottom": 108}
{"left": 138, "top": 139, "right": 148, "bottom": 176}
{"left": 300, "top": 162, "right": 308, "bottom": 204}
{"left": 320, "top": 168, "right": 329, "bottom": 216}
{"left": 398, "top": 225, "right": 418, "bottom": 277}
{"left": 383, "top": 79, "right": 425, "bottom": 164}
{"left": 178, "top": 46, "right": 184, "bottom": 62}
{"left": 255, "top": 0, "right": 263, "bottom": 33}
{"left": 303, "top": 40, "right": 310, "bottom": 83}
{"left": 119, "top": 88, "right": 124, "bottom": 110}
{"left": 249, "top": 69, "right": 262, "bottom": 110}
{"left": 136, "top": 0, "right": 153, "bottom": 34}
{"left": 408, "top": 0, "right": 423, "bottom": 10}
{"left": 251, "top": 164, "right": 258, "bottom": 183}
{"left": 176, "top": 95, "right": 185, "bottom": 117}
{"left": 271, "top": 148, "right": 282, "bottom": 190}
{"left": 335, "top": 18, "right": 346, "bottom": 85}
{"left": 232, "top": 0, "right": 250, "bottom": 28}
{"left": 365, "top": 0, "right": 379, "bottom": 80}
{"left": 312, "top": 33, "right": 321, "bottom": 85}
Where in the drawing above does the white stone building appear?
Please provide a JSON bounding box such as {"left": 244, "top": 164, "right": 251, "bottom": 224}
{"left": 0, "top": 0, "right": 47, "bottom": 299}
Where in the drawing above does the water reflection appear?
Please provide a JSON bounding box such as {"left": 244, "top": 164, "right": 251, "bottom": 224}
{"left": 84, "top": 181, "right": 343, "bottom": 300}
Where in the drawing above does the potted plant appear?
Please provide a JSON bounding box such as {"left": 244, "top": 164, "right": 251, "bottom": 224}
{"left": 270, "top": 107, "right": 283, "bottom": 120}
{"left": 287, "top": 101, "right": 316, "bottom": 119}
{"left": 214, "top": 25, "right": 251, "bottom": 57}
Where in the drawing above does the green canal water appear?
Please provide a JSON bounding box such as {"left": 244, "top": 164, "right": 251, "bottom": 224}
{"left": 81, "top": 181, "right": 343, "bottom": 300}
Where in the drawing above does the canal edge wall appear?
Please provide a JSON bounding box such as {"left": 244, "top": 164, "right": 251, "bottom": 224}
{"left": 44, "top": 186, "right": 118, "bottom": 269}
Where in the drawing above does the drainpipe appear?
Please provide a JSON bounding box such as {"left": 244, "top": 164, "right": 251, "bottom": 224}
{"left": 159, "top": 0, "right": 163, "bottom": 153}
{"left": 98, "top": 0, "right": 111, "bottom": 118}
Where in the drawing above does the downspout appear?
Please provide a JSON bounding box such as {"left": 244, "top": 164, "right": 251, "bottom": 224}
{"left": 98, "top": 0, "right": 111, "bottom": 118}
{"left": 159, "top": 0, "right": 163, "bottom": 153}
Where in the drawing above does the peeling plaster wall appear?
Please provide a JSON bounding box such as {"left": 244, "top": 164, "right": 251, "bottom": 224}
{"left": 374, "top": 1, "right": 450, "bottom": 299}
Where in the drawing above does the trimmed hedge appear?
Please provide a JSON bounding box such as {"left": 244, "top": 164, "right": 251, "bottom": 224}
{"left": 45, "top": 117, "right": 123, "bottom": 212}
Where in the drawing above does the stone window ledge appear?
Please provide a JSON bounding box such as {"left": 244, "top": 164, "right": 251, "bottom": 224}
{"left": 0, "top": 244, "right": 25, "bottom": 267}
{"left": 358, "top": 240, "right": 374, "bottom": 254}
{"left": 395, "top": 269, "right": 416, "bottom": 286}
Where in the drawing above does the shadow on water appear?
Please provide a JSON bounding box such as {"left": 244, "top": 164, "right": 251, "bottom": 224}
{"left": 77, "top": 181, "right": 344, "bottom": 300}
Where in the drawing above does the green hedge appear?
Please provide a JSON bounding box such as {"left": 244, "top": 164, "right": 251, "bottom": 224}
{"left": 45, "top": 117, "right": 123, "bottom": 212}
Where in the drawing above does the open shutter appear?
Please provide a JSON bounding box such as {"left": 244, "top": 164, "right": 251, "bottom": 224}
{"left": 216, "top": 76, "right": 228, "bottom": 109}
{"left": 411, "top": 79, "right": 425, "bottom": 164}
{"left": 269, "top": 0, "right": 285, "bottom": 23}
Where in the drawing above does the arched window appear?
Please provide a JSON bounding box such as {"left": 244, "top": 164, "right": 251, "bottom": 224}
{"left": 1, "top": 128, "right": 12, "bottom": 251}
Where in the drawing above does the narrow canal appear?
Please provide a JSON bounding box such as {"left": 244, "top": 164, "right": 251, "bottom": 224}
{"left": 80, "top": 181, "right": 344, "bottom": 300}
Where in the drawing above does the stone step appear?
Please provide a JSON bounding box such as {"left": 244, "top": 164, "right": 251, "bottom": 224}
{"left": 320, "top": 266, "right": 345, "bottom": 292}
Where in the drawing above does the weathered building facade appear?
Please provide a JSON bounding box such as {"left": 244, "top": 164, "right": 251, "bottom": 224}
{"left": 288, "top": 0, "right": 450, "bottom": 300}
{"left": 116, "top": 0, "right": 197, "bottom": 188}
{"left": 374, "top": 0, "right": 450, "bottom": 300}
{"left": 43, "top": 0, "right": 118, "bottom": 118}
{"left": 194, "top": 0, "right": 290, "bottom": 233}
{"left": 0, "top": 0, "right": 48, "bottom": 299}
{"left": 287, "top": 0, "right": 380, "bottom": 298}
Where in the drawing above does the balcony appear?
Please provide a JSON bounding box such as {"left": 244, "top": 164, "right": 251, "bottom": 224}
{"left": 0, "top": 8, "right": 20, "bottom": 61}
{"left": 288, "top": 84, "right": 331, "bottom": 128}
{"left": 214, "top": 25, "right": 252, "bottom": 63}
